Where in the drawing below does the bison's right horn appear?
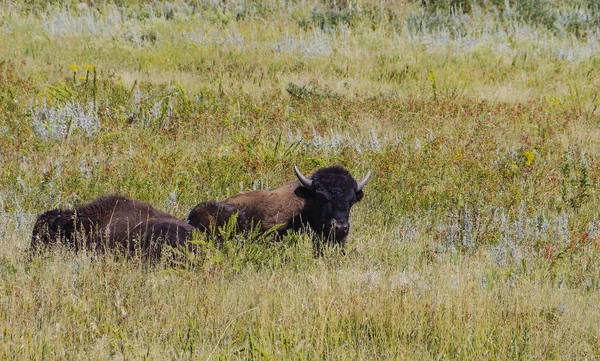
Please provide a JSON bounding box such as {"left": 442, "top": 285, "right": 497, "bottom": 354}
{"left": 294, "top": 166, "right": 313, "bottom": 188}
{"left": 356, "top": 171, "right": 371, "bottom": 192}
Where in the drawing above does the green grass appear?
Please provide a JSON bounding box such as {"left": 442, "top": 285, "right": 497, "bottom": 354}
{"left": 1, "top": 0, "right": 600, "bottom": 359}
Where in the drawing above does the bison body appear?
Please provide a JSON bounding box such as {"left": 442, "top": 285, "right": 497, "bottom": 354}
{"left": 31, "top": 194, "right": 194, "bottom": 259}
{"left": 187, "top": 166, "right": 369, "bottom": 254}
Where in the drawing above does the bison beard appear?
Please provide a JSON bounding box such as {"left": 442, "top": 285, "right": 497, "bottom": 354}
{"left": 31, "top": 194, "right": 194, "bottom": 260}
{"left": 187, "top": 166, "right": 370, "bottom": 256}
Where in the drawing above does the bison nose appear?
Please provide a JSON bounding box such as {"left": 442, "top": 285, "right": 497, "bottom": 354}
{"left": 335, "top": 222, "right": 349, "bottom": 234}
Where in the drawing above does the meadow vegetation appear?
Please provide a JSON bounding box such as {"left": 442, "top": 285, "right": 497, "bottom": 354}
{"left": 1, "top": 0, "right": 600, "bottom": 359}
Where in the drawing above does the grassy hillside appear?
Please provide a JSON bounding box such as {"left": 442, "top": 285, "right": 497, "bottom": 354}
{"left": 1, "top": 0, "right": 600, "bottom": 359}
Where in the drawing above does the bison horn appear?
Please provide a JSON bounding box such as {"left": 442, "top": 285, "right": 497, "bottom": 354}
{"left": 356, "top": 171, "right": 371, "bottom": 192}
{"left": 294, "top": 166, "right": 313, "bottom": 188}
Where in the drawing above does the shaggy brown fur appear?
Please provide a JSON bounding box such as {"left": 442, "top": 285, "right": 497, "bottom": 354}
{"left": 188, "top": 181, "right": 305, "bottom": 234}
{"left": 31, "top": 194, "right": 194, "bottom": 259}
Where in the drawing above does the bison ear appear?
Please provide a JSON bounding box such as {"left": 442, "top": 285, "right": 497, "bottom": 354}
{"left": 354, "top": 190, "right": 364, "bottom": 203}
{"left": 294, "top": 186, "right": 315, "bottom": 199}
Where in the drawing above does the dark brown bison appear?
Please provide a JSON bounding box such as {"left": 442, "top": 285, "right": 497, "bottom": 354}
{"left": 31, "top": 194, "right": 194, "bottom": 259}
{"left": 186, "top": 166, "right": 370, "bottom": 254}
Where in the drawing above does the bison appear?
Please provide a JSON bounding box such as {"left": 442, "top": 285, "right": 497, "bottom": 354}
{"left": 31, "top": 194, "right": 194, "bottom": 260}
{"left": 186, "top": 166, "right": 370, "bottom": 255}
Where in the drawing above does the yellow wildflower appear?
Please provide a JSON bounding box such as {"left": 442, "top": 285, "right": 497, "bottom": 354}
{"left": 69, "top": 64, "right": 80, "bottom": 72}
{"left": 523, "top": 150, "right": 535, "bottom": 167}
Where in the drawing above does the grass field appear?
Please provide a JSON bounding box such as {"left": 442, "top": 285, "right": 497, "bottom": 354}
{"left": 1, "top": 0, "right": 600, "bottom": 359}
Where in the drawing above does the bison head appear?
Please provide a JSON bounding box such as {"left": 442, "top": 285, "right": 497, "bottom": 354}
{"left": 294, "top": 166, "right": 370, "bottom": 245}
{"left": 30, "top": 209, "right": 76, "bottom": 250}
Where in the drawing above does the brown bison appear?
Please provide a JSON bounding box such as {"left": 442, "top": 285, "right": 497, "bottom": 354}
{"left": 31, "top": 194, "right": 194, "bottom": 259}
{"left": 186, "top": 166, "right": 370, "bottom": 254}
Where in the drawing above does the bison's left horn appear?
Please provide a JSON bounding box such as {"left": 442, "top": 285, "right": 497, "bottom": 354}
{"left": 294, "top": 166, "right": 313, "bottom": 188}
{"left": 356, "top": 171, "right": 371, "bottom": 192}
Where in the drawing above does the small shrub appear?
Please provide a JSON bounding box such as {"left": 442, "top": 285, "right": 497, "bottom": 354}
{"left": 178, "top": 215, "right": 298, "bottom": 275}
{"left": 297, "top": 3, "right": 401, "bottom": 31}
{"left": 286, "top": 81, "right": 339, "bottom": 100}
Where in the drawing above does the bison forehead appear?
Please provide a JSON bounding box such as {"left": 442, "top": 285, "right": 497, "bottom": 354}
{"left": 35, "top": 209, "right": 73, "bottom": 225}
{"left": 311, "top": 167, "right": 358, "bottom": 191}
